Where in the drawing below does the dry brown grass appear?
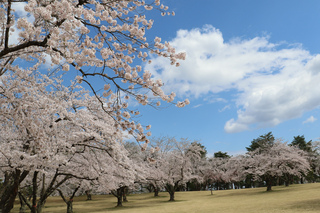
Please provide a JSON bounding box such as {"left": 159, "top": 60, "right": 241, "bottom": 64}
{"left": 12, "top": 183, "right": 320, "bottom": 213}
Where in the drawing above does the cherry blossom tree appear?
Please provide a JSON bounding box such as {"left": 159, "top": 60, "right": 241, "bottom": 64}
{"left": 223, "top": 155, "right": 247, "bottom": 189}
{"left": 147, "top": 136, "right": 203, "bottom": 201}
{"left": 0, "top": 71, "right": 136, "bottom": 212}
{"left": 0, "top": 0, "right": 189, "bottom": 143}
{"left": 200, "top": 157, "right": 228, "bottom": 194}
{"left": 245, "top": 140, "right": 310, "bottom": 191}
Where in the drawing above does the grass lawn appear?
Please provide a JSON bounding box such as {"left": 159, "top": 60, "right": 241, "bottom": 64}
{"left": 12, "top": 183, "right": 320, "bottom": 213}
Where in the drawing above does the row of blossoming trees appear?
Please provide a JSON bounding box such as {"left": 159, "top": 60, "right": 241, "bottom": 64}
{"left": 131, "top": 133, "right": 314, "bottom": 198}
{"left": 200, "top": 133, "right": 314, "bottom": 193}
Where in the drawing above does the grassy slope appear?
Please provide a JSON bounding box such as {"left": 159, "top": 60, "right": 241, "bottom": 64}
{"left": 13, "top": 183, "right": 320, "bottom": 213}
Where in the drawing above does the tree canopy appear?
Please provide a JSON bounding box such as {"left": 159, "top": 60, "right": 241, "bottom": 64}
{"left": 246, "top": 132, "right": 275, "bottom": 152}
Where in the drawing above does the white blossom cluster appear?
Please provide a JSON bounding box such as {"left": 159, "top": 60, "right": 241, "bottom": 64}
{"left": 0, "top": 71, "right": 136, "bottom": 202}
{"left": 0, "top": 0, "right": 189, "bottom": 145}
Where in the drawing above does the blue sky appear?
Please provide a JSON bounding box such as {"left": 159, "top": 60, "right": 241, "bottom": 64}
{"left": 135, "top": 0, "right": 320, "bottom": 156}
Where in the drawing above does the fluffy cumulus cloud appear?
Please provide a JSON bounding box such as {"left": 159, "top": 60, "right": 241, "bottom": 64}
{"left": 146, "top": 25, "right": 320, "bottom": 133}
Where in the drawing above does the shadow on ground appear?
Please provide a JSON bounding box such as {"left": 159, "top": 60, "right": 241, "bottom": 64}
{"left": 288, "top": 199, "right": 320, "bottom": 211}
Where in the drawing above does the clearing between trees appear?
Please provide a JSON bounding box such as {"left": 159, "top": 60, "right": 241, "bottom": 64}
{"left": 12, "top": 183, "right": 320, "bottom": 213}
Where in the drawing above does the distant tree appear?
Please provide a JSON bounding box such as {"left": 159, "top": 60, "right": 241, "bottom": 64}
{"left": 290, "top": 135, "right": 313, "bottom": 153}
{"left": 185, "top": 142, "right": 207, "bottom": 191}
{"left": 214, "top": 151, "right": 230, "bottom": 159}
{"left": 190, "top": 142, "right": 207, "bottom": 159}
{"left": 200, "top": 157, "right": 229, "bottom": 194}
{"left": 290, "top": 135, "right": 315, "bottom": 183}
{"left": 246, "top": 140, "right": 310, "bottom": 191}
{"left": 311, "top": 140, "right": 320, "bottom": 182}
{"left": 148, "top": 137, "right": 203, "bottom": 201}
{"left": 223, "top": 155, "right": 247, "bottom": 189}
{"left": 246, "top": 132, "right": 275, "bottom": 152}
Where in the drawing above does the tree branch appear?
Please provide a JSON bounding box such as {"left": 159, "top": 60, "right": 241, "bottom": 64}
{"left": 4, "top": 0, "right": 12, "bottom": 49}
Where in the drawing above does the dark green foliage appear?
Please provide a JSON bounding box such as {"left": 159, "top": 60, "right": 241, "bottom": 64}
{"left": 246, "top": 132, "right": 275, "bottom": 152}
{"left": 290, "top": 135, "right": 319, "bottom": 183}
{"left": 290, "top": 135, "right": 313, "bottom": 153}
{"left": 214, "top": 151, "right": 230, "bottom": 158}
{"left": 186, "top": 179, "right": 206, "bottom": 191}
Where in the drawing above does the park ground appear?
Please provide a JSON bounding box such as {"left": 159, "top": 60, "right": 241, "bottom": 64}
{"left": 12, "top": 183, "right": 320, "bottom": 213}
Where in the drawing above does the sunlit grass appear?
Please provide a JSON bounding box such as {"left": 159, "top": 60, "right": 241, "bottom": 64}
{"left": 12, "top": 183, "right": 320, "bottom": 213}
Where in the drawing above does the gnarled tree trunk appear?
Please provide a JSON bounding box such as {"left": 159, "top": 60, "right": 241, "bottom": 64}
{"left": 0, "top": 170, "right": 29, "bottom": 213}
{"left": 57, "top": 183, "right": 81, "bottom": 213}
{"left": 112, "top": 187, "right": 126, "bottom": 207}
{"left": 85, "top": 190, "right": 92, "bottom": 200}
{"left": 266, "top": 176, "right": 273, "bottom": 191}
{"left": 165, "top": 184, "right": 175, "bottom": 201}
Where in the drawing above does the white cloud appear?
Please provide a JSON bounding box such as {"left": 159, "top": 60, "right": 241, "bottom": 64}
{"left": 192, "top": 104, "right": 202, "bottom": 108}
{"left": 303, "top": 116, "right": 317, "bottom": 124}
{"left": 219, "top": 105, "right": 231, "bottom": 112}
{"left": 146, "top": 25, "right": 320, "bottom": 133}
{"left": 203, "top": 96, "right": 228, "bottom": 103}
{"left": 10, "top": 3, "right": 34, "bottom": 45}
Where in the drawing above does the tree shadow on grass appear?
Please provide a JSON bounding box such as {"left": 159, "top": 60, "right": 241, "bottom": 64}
{"left": 105, "top": 205, "right": 150, "bottom": 211}
{"left": 207, "top": 186, "right": 294, "bottom": 198}
{"left": 288, "top": 199, "right": 320, "bottom": 212}
{"left": 158, "top": 200, "right": 187, "bottom": 203}
{"left": 102, "top": 198, "right": 187, "bottom": 212}
{"left": 209, "top": 189, "right": 263, "bottom": 198}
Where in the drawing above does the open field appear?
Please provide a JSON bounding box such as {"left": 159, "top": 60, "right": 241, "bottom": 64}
{"left": 12, "top": 183, "right": 320, "bottom": 213}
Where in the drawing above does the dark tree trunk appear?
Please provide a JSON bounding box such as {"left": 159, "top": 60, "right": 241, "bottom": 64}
{"left": 207, "top": 182, "right": 213, "bottom": 195}
{"left": 18, "top": 193, "right": 26, "bottom": 213}
{"left": 290, "top": 175, "right": 294, "bottom": 184}
{"left": 165, "top": 184, "right": 175, "bottom": 201}
{"left": 85, "top": 190, "right": 92, "bottom": 200}
{"left": 117, "top": 196, "right": 123, "bottom": 207}
{"left": 112, "top": 187, "right": 125, "bottom": 207}
{"left": 57, "top": 183, "right": 80, "bottom": 213}
{"left": 36, "top": 204, "right": 44, "bottom": 213}
{"left": 154, "top": 187, "right": 159, "bottom": 197}
{"left": 266, "top": 184, "right": 272, "bottom": 191}
{"left": 266, "top": 176, "right": 273, "bottom": 191}
{"left": 31, "top": 171, "right": 39, "bottom": 213}
{"left": 122, "top": 187, "right": 128, "bottom": 202}
{"left": 146, "top": 184, "right": 153, "bottom": 193}
{"left": 284, "top": 174, "right": 289, "bottom": 187}
{"left": 0, "top": 170, "right": 28, "bottom": 213}
{"left": 300, "top": 177, "right": 304, "bottom": 184}
{"left": 67, "top": 201, "right": 73, "bottom": 213}
{"left": 169, "top": 191, "right": 175, "bottom": 201}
